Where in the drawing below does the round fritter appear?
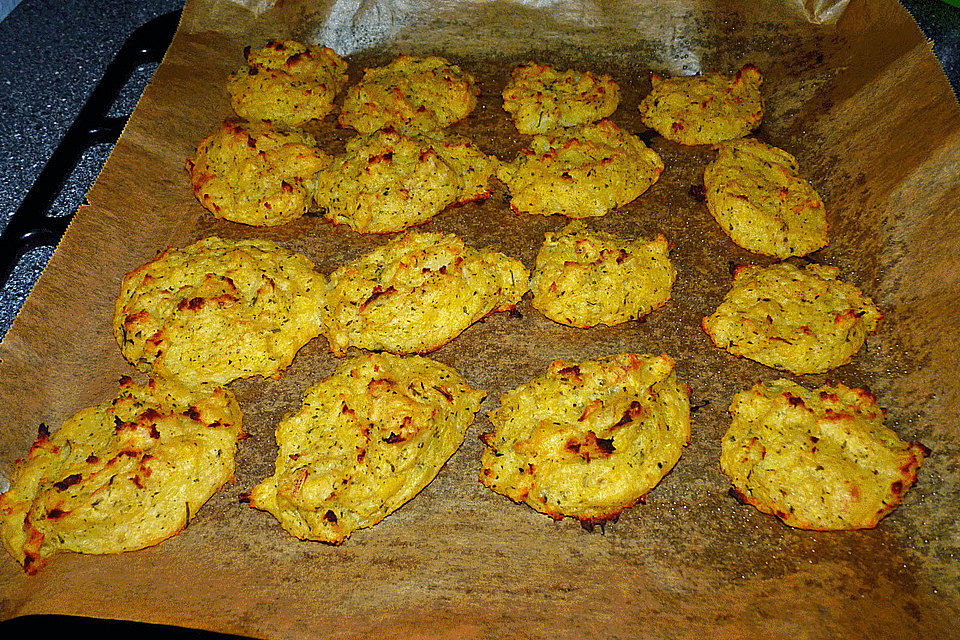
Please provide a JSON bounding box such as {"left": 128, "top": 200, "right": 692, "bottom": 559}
{"left": 497, "top": 120, "right": 664, "bottom": 218}
{"left": 702, "top": 262, "right": 882, "bottom": 375}
{"left": 531, "top": 221, "right": 676, "bottom": 328}
{"left": 313, "top": 127, "right": 498, "bottom": 234}
{"left": 479, "top": 353, "right": 691, "bottom": 524}
{"left": 249, "top": 352, "right": 485, "bottom": 544}
{"left": 114, "top": 237, "right": 326, "bottom": 387}
{"left": 638, "top": 65, "right": 763, "bottom": 145}
{"left": 186, "top": 120, "right": 332, "bottom": 227}
{"left": 338, "top": 55, "right": 478, "bottom": 134}
{"left": 225, "top": 40, "right": 349, "bottom": 127}
{"left": 320, "top": 231, "right": 529, "bottom": 356}
{"left": 0, "top": 377, "right": 243, "bottom": 574}
{"left": 703, "top": 138, "right": 827, "bottom": 258}
{"left": 721, "top": 379, "right": 930, "bottom": 530}
{"left": 502, "top": 62, "right": 620, "bottom": 134}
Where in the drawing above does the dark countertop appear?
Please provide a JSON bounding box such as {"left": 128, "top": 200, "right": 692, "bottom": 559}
{"left": 0, "top": 0, "right": 957, "bottom": 340}
{"left": 0, "top": 0, "right": 184, "bottom": 336}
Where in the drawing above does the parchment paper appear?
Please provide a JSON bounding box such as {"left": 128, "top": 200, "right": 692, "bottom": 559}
{"left": 1, "top": 0, "right": 959, "bottom": 637}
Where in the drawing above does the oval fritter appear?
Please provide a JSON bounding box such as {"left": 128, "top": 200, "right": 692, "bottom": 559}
{"left": 114, "top": 237, "right": 326, "bottom": 387}
{"left": 497, "top": 120, "right": 664, "bottom": 218}
{"left": 320, "top": 231, "right": 529, "bottom": 356}
{"left": 639, "top": 65, "right": 763, "bottom": 145}
{"left": 249, "top": 352, "right": 485, "bottom": 544}
{"left": 721, "top": 379, "right": 929, "bottom": 530}
{"left": 186, "top": 120, "right": 332, "bottom": 227}
{"left": 531, "top": 221, "right": 676, "bottom": 328}
{"left": 702, "top": 262, "right": 882, "bottom": 375}
{"left": 502, "top": 62, "right": 620, "bottom": 134}
{"left": 313, "top": 127, "right": 498, "bottom": 234}
{"left": 226, "top": 40, "right": 348, "bottom": 127}
{"left": 0, "top": 377, "right": 243, "bottom": 574}
{"left": 338, "top": 55, "right": 478, "bottom": 134}
{"left": 479, "top": 353, "right": 691, "bottom": 525}
{"left": 704, "top": 138, "right": 827, "bottom": 258}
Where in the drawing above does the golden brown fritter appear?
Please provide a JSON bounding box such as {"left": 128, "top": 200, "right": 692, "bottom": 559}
{"left": 498, "top": 120, "right": 663, "bottom": 218}
{"left": 0, "top": 377, "right": 243, "bottom": 573}
{"left": 313, "top": 127, "right": 497, "bottom": 234}
{"left": 226, "top": 40, "right": 348, "bottom": 127}
{"left": 249, "top": 352, "right": 485, "bottom": 543}
{"left": 502, "top": 62, "right": 620, "bottom": 134}
{"left": 115, "top": 237, "right": 326, "bottom": 387}
{"left": 531, "top": 221, "right": 675, "bottom": 328}
{"left": 639, "top": 65, "right": 763, "bottom": 145}
{"left": 702, "top": 262, "right": 882, "bottom": 375}
{"left": 320, "top": 231, "right": 529, "bottom": 356}
{"left": 721, "top": 379, "right": 929, "bottom": 530}
{"left": 704, "top": 137, "right": 827, "bottom": 258}
{"left": 186, "top": 120, "right": 331, "bottom": 227}
{"left": 480, "top": 353, "right": 691, "bottom": 525}
{"left": 339, "top": 55, "right": 478, "bottom": 133}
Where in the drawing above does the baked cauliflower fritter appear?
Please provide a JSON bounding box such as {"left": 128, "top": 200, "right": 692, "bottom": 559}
{"left": 249, "top": 352, "right": 485, "bottom": 544}
{"left": 502, "top": 62, "right": 620, "bottom": 134}
{"left": 721, "top": 379, "right": 929, "bottom": 530}
{"left": 480, "top": 353, "right": 691, "bottom": 525}
{"left": 339, "top": 55, "right": 478, "bottom": 134}
{"left": 498, "top": 119, "right": 664, "bottom": 218}
{"left": 226, "top": 40, "right": 348, "bottom": 127}
{"left": 186, "top": 120, "right": 332, "bottom": 227}
{"left": 320, "top": 231, "right": 529, "bottom": 356}
{"left": 531, "top": 221, "right": 675, "bottom": 328}
{"left": 704, "top": 137, "right": 827, "bottom": 258}
{"left": 313, "top": 127, "right": 497, "bottom": 234}
{"left": 702, "top": 262, "right": 882, "bottom": 375}
{"left": 639, "top": 65, "right": 763, "bottom": 145}
{"left": 0, "top": 377, "right": 243, "bottom": 574}
{"left": 114, "top": 237, "right": 326, "bottom": 388}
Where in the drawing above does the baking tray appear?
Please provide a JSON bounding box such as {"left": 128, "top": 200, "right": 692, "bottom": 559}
{"left": 1, "top": 0, "right": 959, "bottom": 637}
